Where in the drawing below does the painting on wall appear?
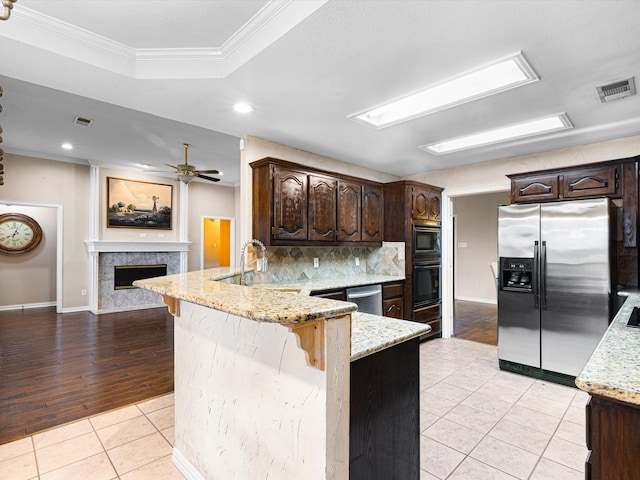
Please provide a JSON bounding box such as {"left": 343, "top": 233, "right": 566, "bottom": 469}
{"left": 107, "top": 177, "right": 172, "bottom": 229}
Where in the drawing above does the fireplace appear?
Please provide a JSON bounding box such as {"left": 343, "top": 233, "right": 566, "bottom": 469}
{"left": 114, "top": 264, "right": 167, "bottom": 290}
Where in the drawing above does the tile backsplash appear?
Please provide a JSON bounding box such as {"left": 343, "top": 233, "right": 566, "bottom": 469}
{"left": 253, "top": 242, "right": 404, "bottom": 284}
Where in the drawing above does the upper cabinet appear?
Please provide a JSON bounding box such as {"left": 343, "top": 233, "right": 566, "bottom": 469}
{"left": 251, "top": 158, "right": 384, "bottom": 246}
{"left": 509, "top": 163, "right": 621, "bottom": 204}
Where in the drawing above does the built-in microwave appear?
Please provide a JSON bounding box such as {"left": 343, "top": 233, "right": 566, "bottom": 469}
{"left": 413, "top": 225, "right": 441, "bottom": 258}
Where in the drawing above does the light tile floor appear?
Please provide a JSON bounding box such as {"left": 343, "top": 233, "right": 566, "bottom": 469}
{"left": 0, "top": 338, "right": 587, "bottom": 479}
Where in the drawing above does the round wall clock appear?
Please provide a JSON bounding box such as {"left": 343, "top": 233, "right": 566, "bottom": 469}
{"left": 0, "top": 213, "right": 43, "bottom": 255}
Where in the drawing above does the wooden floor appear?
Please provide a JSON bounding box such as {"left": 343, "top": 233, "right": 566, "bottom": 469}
{"left": 0, "top": 306, "right": 174, "bottom": 445}
{"left": 453, "top": 299, "right": 498, "bottom": 346}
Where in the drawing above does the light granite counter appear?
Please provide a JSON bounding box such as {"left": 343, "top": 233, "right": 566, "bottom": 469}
{"left": 576, "top": 292, "right": 640, "bottom": 405}
{"left": 135, "top": 266, "right": 426, "bottom": 480}
{"left": 135, "top": 266, "right": 428, "bottom": 361}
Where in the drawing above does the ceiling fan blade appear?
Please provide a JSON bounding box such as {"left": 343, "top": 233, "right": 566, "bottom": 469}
{"left": 197, "top": 173, "right": 221, "bottom": 182}
{"left": 165, "top": 163, "right": 180, "bottom": 171}
{"left": 196, "top": 169, "right": 220, "bottom": 174}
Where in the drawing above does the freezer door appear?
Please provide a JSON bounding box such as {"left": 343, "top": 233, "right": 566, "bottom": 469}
{"left": 498, "top": 204, "right": 540, "bottom": 258}
{"left": 497, "top": 204, "right": 541, "bottom": 367}
{"left": 540, "top": 199, "right": 610, "bottom": 376}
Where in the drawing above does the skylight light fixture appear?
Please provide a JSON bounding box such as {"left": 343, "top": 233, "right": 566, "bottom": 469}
{"left": 349, "top": 52, "right": 538, "bottom": 129}
{"left": 421, "top": 113, "right": 573, "bottom": 155}
{"left": 61, "top": 142, "right": 73, "bottom": 150}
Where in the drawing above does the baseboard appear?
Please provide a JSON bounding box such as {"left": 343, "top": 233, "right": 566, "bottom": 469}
{"left": 61, "top": 305, "right": 91, "bottom": 313}
{"left": 173, "top": 448, "right": 206, "bottom": 480}
{"left": 0, "top": 301, "right": 56, "bottom": 312}
{"left": 455, "top": 296, "right": 497, "bottom": 305}
{"left": 91, "top": 303, "right": 165, "bottom": 315}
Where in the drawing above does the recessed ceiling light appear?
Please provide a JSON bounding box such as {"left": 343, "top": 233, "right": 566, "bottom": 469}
{"left": 233, "top": 103, "right": 254, "bottom": 113}
{"left": 421, "top": 113, "right": 572, "bottom": 155}
{"left": 139, "top": 163, "right": 152, "bottom": 169}
{"left": 61, "top": 143, "right": 73, "bottom": 150}
{"left": 349, "top": 52, "right": 538, "bottom": 129}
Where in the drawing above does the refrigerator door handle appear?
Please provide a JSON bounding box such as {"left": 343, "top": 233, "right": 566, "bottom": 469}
{"left": 541, "top": 240, "right": 547, "bottom": 310}
{"left": 533, "top": 241, "right": 539, "bottom": 310}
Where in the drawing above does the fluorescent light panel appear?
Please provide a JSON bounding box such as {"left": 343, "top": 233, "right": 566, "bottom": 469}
{"left": 349, "top": 52, "right": 538, "bottom": 129}
{"left": 421, "top": 113, "right": 572, "bottom": 154}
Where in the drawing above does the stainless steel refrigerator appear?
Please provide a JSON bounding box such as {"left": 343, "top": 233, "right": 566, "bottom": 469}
{"left": 497, "top": 198, "right": 612, "bottom": 380}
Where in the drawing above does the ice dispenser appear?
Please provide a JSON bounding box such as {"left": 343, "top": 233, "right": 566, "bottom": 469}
{"left": 499, "top": 258, "right": 533, "bottom": 291}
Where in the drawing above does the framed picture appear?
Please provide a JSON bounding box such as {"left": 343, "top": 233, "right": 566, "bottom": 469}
{"left": 107, "top": 177, "right": 173, "bottom": 229}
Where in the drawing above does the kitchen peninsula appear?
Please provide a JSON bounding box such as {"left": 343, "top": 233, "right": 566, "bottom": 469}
{"left": 576, "top": 292, "right": 640, "bottom": 479}
{"left": 135, "top": 267, "right": 429, "bottom": 480}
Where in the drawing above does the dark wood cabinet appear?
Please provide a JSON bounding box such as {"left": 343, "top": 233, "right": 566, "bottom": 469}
{"left": 362, "top": 184, "right": 384, "bottom": 242}
{"left": 350, "top": 338, "right": 420, "bottom": 480}
{"left": 512, "top": 173, "right": 559, "bottom": 203}
{"left": 584, "top": 394, "right": 640, "bottom": 479}
{"left": 308, "top": 175, "right": 337, "bottom": 242}
{"left": 382, "top": 282, "right": 404, "bottom": 319}
{"left": 337, "top": 180, "right": 362, "bottom": 242}
{"left": 251, "top": 158, "right": 383, "bottom": 246}
{"left": 509, "top": 163, "right": 621, "bottom": 204}
{"left": 562, "top": 165, "right": 619, "bottom": 198}
{"left": 272, "top": 167, "right": 308, "bottom": 241}
{"left": 383, "top": 180, "right": 444, "bottom": 339}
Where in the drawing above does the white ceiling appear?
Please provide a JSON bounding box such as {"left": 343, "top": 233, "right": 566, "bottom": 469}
{"left": 1, "top": 0, "right": 640, "bottom": 187}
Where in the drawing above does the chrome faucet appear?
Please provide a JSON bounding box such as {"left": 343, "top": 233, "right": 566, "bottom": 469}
{"left": 240, "top": 239, "right": 268, "bottom": 286}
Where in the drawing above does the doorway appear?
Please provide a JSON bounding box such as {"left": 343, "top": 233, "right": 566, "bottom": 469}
{"left": 448, "top": 191, "right": 509, "bottom": 345}
{"left": 201, "top": 217, "right": 234, "bottom": 269}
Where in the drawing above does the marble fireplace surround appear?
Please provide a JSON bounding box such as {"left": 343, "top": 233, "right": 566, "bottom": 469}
{"left": 84, "top": 240, "right": 190, "bottom": 314}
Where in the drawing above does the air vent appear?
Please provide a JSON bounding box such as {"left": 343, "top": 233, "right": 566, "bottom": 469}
{"left": 596, "top": 77, "right": 636, "bottom": 103}
{"left": 73, "top": 116, "right": 94, "bottom": 127}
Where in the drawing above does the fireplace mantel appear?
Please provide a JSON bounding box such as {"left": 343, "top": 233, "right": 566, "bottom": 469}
{"left": 84, "top": 240, "right": 191, "bottom": 253}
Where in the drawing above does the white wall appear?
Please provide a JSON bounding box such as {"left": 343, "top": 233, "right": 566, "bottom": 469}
{"left": 453, "top": 191, "right": 510, "bottom": 304}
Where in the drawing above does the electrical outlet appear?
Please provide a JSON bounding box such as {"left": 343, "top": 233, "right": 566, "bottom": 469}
{"left": 140, "top": 233, "right": 147, "bottom": 238}
{"left": 355, "top": 257, "right": 360, "bottom": 266}
{"left": 157, "top": 233, "right": 164, "bottom": 238}
{"left": 458, "top": 242, "right": 468, "bottom": 248}
{"left": 313, "top": 257, "right": 319, "bottom": 268}
{"left": 81, "top": 289, "right": 87, "bottom": 296}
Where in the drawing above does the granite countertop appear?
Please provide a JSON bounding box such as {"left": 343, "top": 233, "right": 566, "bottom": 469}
{"left": 135, "top": 267, "right": 427, "bottom": 361}
{"left": 576, "top": 292, "right": 640, "bottom": 405}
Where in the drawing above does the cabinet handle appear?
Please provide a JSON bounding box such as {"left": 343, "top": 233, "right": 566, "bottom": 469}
{"left": 385, "top": 304, "right": 401, "bottom": 313}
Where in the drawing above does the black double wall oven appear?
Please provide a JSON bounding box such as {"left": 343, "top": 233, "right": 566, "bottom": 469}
{"left": 412, "top": 225, "right": 441, "bottom": 308}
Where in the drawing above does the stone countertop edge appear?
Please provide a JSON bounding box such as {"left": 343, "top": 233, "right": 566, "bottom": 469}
{"left": 575, "top": 292, "right": 640, "bottom": 405}
{"left": 134, "top": 267, "right": 424, "bottom": 360}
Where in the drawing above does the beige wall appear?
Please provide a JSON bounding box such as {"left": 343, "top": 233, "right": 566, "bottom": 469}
{"left": 407, "top": 134, "right": 640, "bottom": 193}
{"left": 1, "top": 153, "right": 90, "bottom": 310}
{"left": 453, "top": 191, "right": 510, "bottom": 304}
{"left": 0, "top": 204, "right": 58, "bottom": 307}
{"left": 2, "top": 153, "right": 237, "bottom": 310}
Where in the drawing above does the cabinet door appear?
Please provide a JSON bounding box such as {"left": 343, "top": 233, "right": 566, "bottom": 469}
{"left": 512, "top": 174, "right": 559, "bottom": 203}
{"left": 362, "top": 184, "right": 383, "bottom": 242}
{"left": 337, "top": 180, "right": 362, "bottom": 242}
{"left": 308, "top": 175, "right": 337, "bottom": 241}
{"left": 428, "top": 191, "right": 441, "bottom": 221}
{"left": 311, "top": 288, "right": 346, "bottom": 301}
{"left": 273, "top": 167, "right": 308, "bottom": 241}
{"left": 412, "top": 187, "right": 430, "bottom": 220}
{"left": 562, "top": 166, "right": 619, "bottom": 198}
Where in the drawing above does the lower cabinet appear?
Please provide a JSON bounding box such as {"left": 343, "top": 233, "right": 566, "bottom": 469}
{"left": 382, "top": 282, "right": 404, "bottom": 319}
{"left": 413, "top": 303, "right": 442, "bottom": 339}
{"left": 350, "top": 338, "right": 420, "bottom": 480}
{"left": 585, "top": 394, "right": 640, "bottom": 479}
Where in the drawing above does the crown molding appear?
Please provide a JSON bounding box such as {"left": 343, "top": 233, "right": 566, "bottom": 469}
{"left": 3, "top": 1, "right": 328, "bottom": 79}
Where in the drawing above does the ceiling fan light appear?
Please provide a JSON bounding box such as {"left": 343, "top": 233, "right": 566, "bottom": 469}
{"left": 178, "top": 174, "right": 195, "bottom": 184}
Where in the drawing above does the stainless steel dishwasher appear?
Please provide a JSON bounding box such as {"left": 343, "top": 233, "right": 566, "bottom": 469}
{"left": 346, "top": 284, "right": 382, "bottom": 316}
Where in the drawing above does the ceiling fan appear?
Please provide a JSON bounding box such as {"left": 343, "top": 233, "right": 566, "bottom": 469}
{"left": 166, "top": 143, "right": 221, "bottom": 183}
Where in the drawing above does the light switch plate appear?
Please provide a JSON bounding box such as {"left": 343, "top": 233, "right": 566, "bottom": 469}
{"left": 313, "top": 258, "right": 319, "bottom": 268}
